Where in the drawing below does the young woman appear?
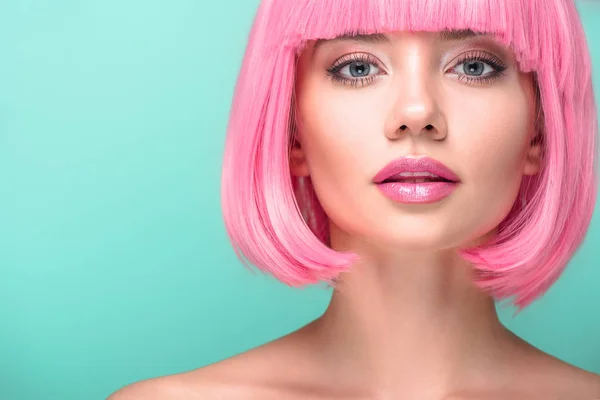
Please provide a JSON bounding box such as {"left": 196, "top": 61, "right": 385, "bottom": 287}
{"left": 110, "top": 0, "right": 600, "bottom": 398}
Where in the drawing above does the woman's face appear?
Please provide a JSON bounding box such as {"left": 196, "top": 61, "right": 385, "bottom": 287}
{"left": 290, "top": 30, "right": 542, "bottom": 251}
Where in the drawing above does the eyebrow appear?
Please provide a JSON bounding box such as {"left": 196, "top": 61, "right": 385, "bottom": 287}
{"left": 313, "top": 29, "right": 485, "bottom": 51}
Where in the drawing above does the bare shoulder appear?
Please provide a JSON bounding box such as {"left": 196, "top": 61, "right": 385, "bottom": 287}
{"left": 106, "top": 358, "right": 276, "bottom": 400}
{"left": 446, "top": 359, "right": 600, "bottom": 400}
{"left": 106, "top": 370, "right": 218, "bottom": 400}
{"left": 106, "top": 321, "right": 357, "bottom": 400}
{"left": 448, "top": 338, "right": 600, "bottom": 400}
{"left": 106, "top": 332, "right": 314, "bottom": 400}
{"left": 546, "top": 361, "right": 600, "bottom": 398}
{"left": 511, "top": 347, "right": 600, "bottom": 399}
{"left": 107, "top": 366, "right": 262, "bottom": 400}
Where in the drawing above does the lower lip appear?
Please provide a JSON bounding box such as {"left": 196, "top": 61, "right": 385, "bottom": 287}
{"left": 375, "top": 181, "right": 459, "bottom": 204}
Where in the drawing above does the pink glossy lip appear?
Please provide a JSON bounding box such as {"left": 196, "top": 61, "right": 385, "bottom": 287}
{"left": 375, "top": 181, "right": 459, "bottom": 204}
{"left": 373, "top": 156, "right": 461, "bottom": 204}
{"left": 372, "top": 155, "right": 460, "bottom": 184}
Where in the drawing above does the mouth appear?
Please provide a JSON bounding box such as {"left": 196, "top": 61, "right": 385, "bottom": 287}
{"left": 372, "top": 156, "right": 460, "bottom": 204}
{"left": 380, "top": 173, "right": 455, "bottom": 184}
{"left": 372, "top": 156, "right": 460, "bottom": 184}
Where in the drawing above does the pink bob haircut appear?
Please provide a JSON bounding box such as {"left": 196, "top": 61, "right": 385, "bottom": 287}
{"left": 220, "top": 0, "right": 599, "bottom": 312}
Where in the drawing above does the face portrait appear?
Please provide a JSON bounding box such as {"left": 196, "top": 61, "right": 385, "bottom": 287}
{"left": 290, "top": 30, "right": 543, "bottom": 253}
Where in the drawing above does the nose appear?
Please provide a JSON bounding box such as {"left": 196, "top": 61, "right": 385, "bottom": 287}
{"left": 384, "top": 75, "right": 448, "bottom": 141}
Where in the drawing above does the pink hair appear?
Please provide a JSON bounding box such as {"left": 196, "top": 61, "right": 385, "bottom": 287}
{"left": 220, "top": 0, "right": 598, "bottom": 312}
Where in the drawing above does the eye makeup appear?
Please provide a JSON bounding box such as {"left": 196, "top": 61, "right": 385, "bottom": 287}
{"left": 325, "top": 49, "right": 509, "bottom": 88}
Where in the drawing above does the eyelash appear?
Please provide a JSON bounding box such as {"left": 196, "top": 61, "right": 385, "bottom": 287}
{"left": 325, "top": 51, "right": 508, "bottom": 88}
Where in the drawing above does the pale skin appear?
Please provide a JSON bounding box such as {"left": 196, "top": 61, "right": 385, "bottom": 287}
{"left": 109, "top": 31, "right": 600, "bottom": 399}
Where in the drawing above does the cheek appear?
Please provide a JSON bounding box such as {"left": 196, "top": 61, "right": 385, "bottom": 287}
{"left": 448, "top": 86, "right": 534, "bottom": 236}
{"left": 297, "top": 85, "right": 381, "bottom": 182}
{"left": 295, "top": 81, "right": 385, "bottom": 233}
{"left": 468, "top": 91, "right": 532, "bottom": 182}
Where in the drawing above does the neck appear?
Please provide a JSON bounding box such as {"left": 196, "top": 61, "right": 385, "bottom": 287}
{"left": 307, "top": 222, "right": 517, "bottom": 396}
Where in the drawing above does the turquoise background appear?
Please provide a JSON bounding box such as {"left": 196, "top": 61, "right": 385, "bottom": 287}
{"left": 0, "top": 1, "right": 599, "bottom": 399}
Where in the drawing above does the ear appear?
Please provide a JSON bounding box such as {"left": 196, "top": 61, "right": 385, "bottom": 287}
{"left": 523, "top": 132, "right": 542, "bottom": 176}
{"left": 289, "top": 137, "right": 310, "bottom": 177}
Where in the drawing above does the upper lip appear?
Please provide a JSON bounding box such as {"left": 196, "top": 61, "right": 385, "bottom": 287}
{"left": 373, "top": 156, "right": 460, "bottom": 183}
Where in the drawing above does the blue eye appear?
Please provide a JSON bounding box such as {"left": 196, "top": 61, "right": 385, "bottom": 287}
{"left": 449, "top": 51, "right": 508, "bottom": 85}
{"left": 338, "top": 61, "right": 380, "bottom": 78}
{"left": 455, "top": 60, "right": 491, "bottom": 76}
{"left": 326, "top": 53, "right": 383, "bottom": 88}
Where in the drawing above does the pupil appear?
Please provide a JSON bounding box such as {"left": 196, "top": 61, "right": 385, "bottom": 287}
{"left": 466, "top": 61, "right": 484, "bottom": 76}
{"left": 350, "top": 62, "right": 369, "bottom": 77}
